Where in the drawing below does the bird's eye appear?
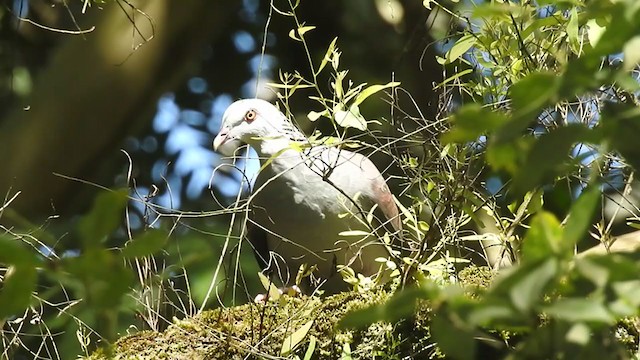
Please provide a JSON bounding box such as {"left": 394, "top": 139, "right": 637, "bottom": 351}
{"left": 244, "top": 109, "right": 257, "bottom": 122}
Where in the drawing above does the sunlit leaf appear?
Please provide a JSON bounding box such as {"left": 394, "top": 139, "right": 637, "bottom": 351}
{"left": 281, "top": 320, "right": 314, "bottom": 356}
{"left": 565, "top": 323, "right": 591, "bottom": 345}
{"left": 486, "top": 138, "right": 531, "bottom": 174}
{"left": 589, "top": 3, "right": 637, "bottom": 57}
{"left": 316, "top": 37, "right": 338, "bottom": 75}
{"left": 472, "top": 2, "right": 522, "bottom": 17}
{"left": 567, "top": 7, "right": 580, "bottom": 54}
{"left": 334, "top": 105, "right": 367, "bottom": 131}
{"left": 288, "top": 26, "right": 316, "bottom": 41}
{"left": 495, "top": 72, "right": 559, "bottom": 143}
{"left": 352, "top": 81, "right": 400, "bottom": 107}
{"left": 266, "top": 82, "right": 314, "bottom": 90}
{"left": 307, "top": 109, "right": 329, "bottom": 122}
{"left": 435, "top": 68, "right": 473, "bottom": 89}
{"left": 623, "top": 36, "right": 640, "bottom": 71}
{"left": 258, "top": 272, "right": 281, "bottom": 300}
{"left": 468, "top": 301, "right": 518, "bottom": 326}
{"left": 586, "top": 18, "right": 607, "bottom": 48}
{"left": 439, "top": 34, "right": 476, "bottom": 65}
{"left": 303, "top": 335, "right": 317, "bottom": 360}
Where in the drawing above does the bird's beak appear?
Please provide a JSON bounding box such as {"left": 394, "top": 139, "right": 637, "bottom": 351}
{"left": 213, "top": 127, "right": 230, "bottom": 152}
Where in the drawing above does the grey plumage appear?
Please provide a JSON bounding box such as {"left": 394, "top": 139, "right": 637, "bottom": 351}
{"left": 214, "top": 99, "right": 401, "bottom": 292}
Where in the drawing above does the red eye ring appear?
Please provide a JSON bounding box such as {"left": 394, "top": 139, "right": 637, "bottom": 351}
{"left": 245, "top": 109, "right": 257, "bottom": 122}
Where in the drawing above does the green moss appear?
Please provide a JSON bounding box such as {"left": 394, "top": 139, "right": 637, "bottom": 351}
{"left": 86, "top": 288, "right": 407, "bottom": 359}
{"left": 84, "top": 266, "right": 639, "bottom": 359}
{"left": 84, "top": 268, "right": 492, "bottom": 359}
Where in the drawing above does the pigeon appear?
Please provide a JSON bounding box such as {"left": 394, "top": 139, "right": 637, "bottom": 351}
{"left": 213, "top": 98, "right": 401, "bottom": 293}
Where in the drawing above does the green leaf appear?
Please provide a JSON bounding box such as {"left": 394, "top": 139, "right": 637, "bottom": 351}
{"left": 468, "top": 301, "right": 518, "bottom": 327}
{"left": 494, "top": 72, "right": 559, "bottom": 144}
{"left": 267, "top": 82, "right": 314, "bottom": 90}
{"left": 431, "top": 314, "right": 475, "bottom": 360}
{"left": 442, "top": 104, "right": 508, "bottom": 143}
{"left": 77, "top": 189, "right": 128, "bottom": 246}
{"left": 511, "top": 125, "right": 597, "bottom": 194}
{"left": 563, "top": 186, "right": 600, "bottom": 248}
{"left": 491, "top": 258, "right": 558, "bottom": 313}
{"left": 303, "top": 335, "right": 317, "bottom": 360}
{"left": 0, "top": 265, "right": 37, "bottom": 320}
{"left": 510, "top": 73, "right": 558, "bottom": 114}
{"left": 567, "top": 7, "right": 580, "bottom": 54}
{"left": 522, "top": 16, "right": 567, "bottom": 40}
{"left": 0, "top": 236, "right": 39, "bottom": 267}
{"left": 121, "top": 230, "right": 167, "bottom": 259}
{"left": 439, "top": 34, "right": 476, "bottom": 65}
{"left": 510, "top": 259, "right": 558, "bottom": 313}
{"left": 601, "top": 102, "right": 640, "bottom": 172}
{"left": 510, "top": 258, "right": 558, "bottom": 312}
{"left": 589, "top": 3, "right": 637, "bottom": 57}
{"left": 281, "top": 320, "right": 314, "bottom": 356}
{"left": 63, "top": 249, "right": 133, "bottom": 310}
{"left": 575, "top": 257, "right": 610, "bottom": 289}
{"left": 351, "top": 81, "right": 400, "bottom": 107}
{"left": 486, "top": 139, "right": 531, "bottom": 174}
{"left": 544, "top": 298, "right": 614, "bottom": 324}
{"left": 585, "top": 254, "right": 640, "bottom": 283}
{"left": 611, "top": 280, "right": 640, "bottom": 315}
{"left": 0, "top": 236, "right": 39, "bottom": 319}
{"left": 536, "top": 0, "right": 582, "bottom": 5}
{"left": 522, "top": 212, "right": 564, "bottom": 260}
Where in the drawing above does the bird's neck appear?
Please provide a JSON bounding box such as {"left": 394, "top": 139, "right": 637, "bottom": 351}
{"left": 248, "top": 123, "right": 308, "bottom": 161}
{"left": 251, "top": 136, "right": 307, "bottom": 161}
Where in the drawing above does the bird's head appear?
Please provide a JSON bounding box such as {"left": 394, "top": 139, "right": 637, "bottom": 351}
{"left": 213, "top": 99, "right": 305, "bottom": 156}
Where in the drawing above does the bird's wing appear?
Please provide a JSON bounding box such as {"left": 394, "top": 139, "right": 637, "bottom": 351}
{"left": 322, "top": 147, "right": 402, "bottom": 233}
{"left": 371, "top": 178, "right": 402, "bottom": 233}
